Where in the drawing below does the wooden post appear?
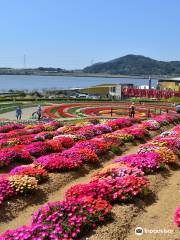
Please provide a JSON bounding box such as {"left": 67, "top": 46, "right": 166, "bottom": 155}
{"left": 111, "top": 108, "right": 113, "bottom": 117}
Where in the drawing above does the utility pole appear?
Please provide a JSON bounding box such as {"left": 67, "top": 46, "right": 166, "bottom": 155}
{"left": 23, "top": 54, "right": 27, "bottom": 69}
{"left": 148, "top": 75, "right": 151, "bottom": 90}
{"left": 110, "top": 107, "right": 113, "bottom": 117}
{"left": 148, "top": 75, "right": 152, "bottom": 98}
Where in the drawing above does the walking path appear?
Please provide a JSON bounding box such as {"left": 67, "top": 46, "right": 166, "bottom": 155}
{"left": 125, "top": 168, "right": 180, "bottom": 240}
{"left": 0, "top": 107, "right": 40, "bottom": 120}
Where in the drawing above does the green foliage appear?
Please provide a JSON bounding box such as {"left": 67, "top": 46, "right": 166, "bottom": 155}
{"left": 166, "top": 97, "right": 180, "bottom": 103}
{"left": 110, "top": 145, "right": 122, "bottom": 154}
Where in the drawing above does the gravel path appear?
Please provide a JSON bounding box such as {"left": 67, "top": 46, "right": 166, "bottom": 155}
{"left": 125, "top": 167, "right": 180, "bottom": 240}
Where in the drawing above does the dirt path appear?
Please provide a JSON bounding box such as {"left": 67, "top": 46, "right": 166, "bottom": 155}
{"left": 125, "top": 168, "right": 180, "bottom": 240}
{"left": 85, "top": 166, "right": 180, "bottom": 240}
{"left": 0, "top": 145, "right": 139, "bottom": 233}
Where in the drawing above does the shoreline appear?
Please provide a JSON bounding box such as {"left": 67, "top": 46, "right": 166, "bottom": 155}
{"left": 0, "top": 73, "right": 158, "bottom": 79}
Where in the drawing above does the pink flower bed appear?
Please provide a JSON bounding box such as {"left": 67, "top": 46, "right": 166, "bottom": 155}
{"left": 0, "top": 117, "right": 138, "bottom": 168}
{"left": 0, "top": 123, "right": 25, "bottom": 133}
{"left": 0, "top": 197, "right": 112, "bottom": 240}
{"left": 120, "top": 125, "right": 150, "bottom": 139}
{"left": 9, "top": 165, "right": 48, "bottom": 182}
{"left": 0, "top": 114, "right": 179, "bottom": 204}
{"left": 114, "top": 152, "right": 163, "bottom": 173}
{"left": 0, "top": 145, "right": 33, "bottom": 167}
{"left": 0, "top": 122, "right": 62, "bottom": 141}
{"left": 142, "top": 119, "right": 160, "bottom": 130}
{"left": 0, "top": 164, "right": 48, "bottom": 204}
{"left": 92, "top": 162, "right": 144, "bottom": 180}
{"left": 174, "top": 207, "right": 180, "bottom": 227}
{"left": 25, "top": 142, "right": 53, "bottom": 157}
{"left": 34, "top": 153, "right": 83, "bottom": 171}
{"left": 65, "top": 175, "right": 149, "bottom": 203}
{"left": 1, "top": 114, "right": 180, "bottom": 239}
{"left": 0, "top": 177, "right": 14, "bottom": 204}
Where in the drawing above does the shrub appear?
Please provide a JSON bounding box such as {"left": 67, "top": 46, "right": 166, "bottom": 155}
{"left": 65, "top": 175, "right": 149, "bottom": 203}
{"left": 0, "top": 197, "right": 112, "bottom": 240}
{"left": 0, "top": 177, "right": 14, "bottom": 204}
{"left": 8, "top": 175, "right": 38, "bottom": 194}
{"left": 26, "top": 142, "right": 52, "bottom": 157}
{"left": 34, "top": 153, "right": 83, "bottom": 171}
{"left": 0, "top": 145, "right": 32, "bottom": 167}
{"left": 10, "top": 165, "right": 48, "bottom": 182}
{"left": 92, "top": 162, "right": 144, "bottom": 181}
{"left": 114, "top": 152, "right": 163, "bottom": 173}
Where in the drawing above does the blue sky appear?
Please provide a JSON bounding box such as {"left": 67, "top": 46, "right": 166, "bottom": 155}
{"left": 0, "top": 0, "right": 180, "bottom": 69}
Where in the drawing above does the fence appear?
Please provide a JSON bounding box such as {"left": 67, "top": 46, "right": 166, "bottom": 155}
{"left": 122, "top": 88, "right": 180, "bottom": 99}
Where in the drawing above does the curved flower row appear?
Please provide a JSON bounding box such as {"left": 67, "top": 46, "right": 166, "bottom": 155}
{"left": 80, "top": 106, "right": 155, "bottom": 118}
{"left": 0, "top": 118, "right": 140, "bottom": 203}
{"left": 0, "top": 117, "right": 140, "bottom": 168}
{"left": 44, "top": 102, "right": 175, "bottom": 119}
{"left": 44, "top": 102, "right": 122, "bottom": 118}
{"left": 0, "top": 137, "right": 72, "bottom": 167}
{"left": 0, "top": 117, "right": 141, "bottom": 204}
{"left": 1, "top": 116, "right": 180, "bottom": 239}
{"left": 66, "top": 125, "right": 180, "bottom": 203}
{"left": 32, "top": 117, "right": 165, "bottom": 171}
{"left": 0, "top": 123, "right": 25, "bottom": 133}
{"left": 0, "top": 121, "right": 62, "bottom": 141}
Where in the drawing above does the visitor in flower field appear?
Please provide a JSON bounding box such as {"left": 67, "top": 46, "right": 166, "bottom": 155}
{"left": 175, "top": 104, "right": 180, "bottom": 114}
{"left": 129, "top": 103, "right": 135, "bottom": 118}
{"left": 16, "top": 106, "right": 22, "bottom": 120}
{"left": 37, "top": 105, "right": 42, "bottom": 120}
{"left": 31, "top": 111, "right": 37, "bottom": 118}
{"left": 147, "top": 108, "right": 151, "bottom": 118}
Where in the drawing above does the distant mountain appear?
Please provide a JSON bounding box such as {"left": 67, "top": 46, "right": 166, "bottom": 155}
{"left": 83, "top": 54, "right": 180, "bottom": 75}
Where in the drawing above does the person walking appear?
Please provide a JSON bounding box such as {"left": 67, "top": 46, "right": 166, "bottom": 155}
{"left": 37, "top": 105, "right": 42, "bottom": 120}
{"left": 176, "top": 103, "right": 180, "bottom": 114}
{"left": 129, "top": 103, "right": 135, "bottom": 118}
{"left": 16, "top": 106, "right": 22, "bottom": 120}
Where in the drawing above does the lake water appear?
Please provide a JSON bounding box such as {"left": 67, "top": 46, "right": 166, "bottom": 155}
{"left": 0, "top": 75, "right": 158, "bottom": 91}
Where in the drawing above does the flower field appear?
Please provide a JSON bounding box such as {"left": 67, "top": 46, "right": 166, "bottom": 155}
{"left": 0, "top": 113, "right": 180, "bottom": 239}
{"left": 44, "top": 102, "right": 175, "bottom": 119}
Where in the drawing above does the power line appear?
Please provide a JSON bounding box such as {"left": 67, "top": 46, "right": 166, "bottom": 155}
{"left": 23, "top": 54, "right": 26, "bottom": 69}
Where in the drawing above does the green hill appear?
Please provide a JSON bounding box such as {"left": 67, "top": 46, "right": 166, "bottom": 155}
{"left": 83, "top": 54, "right": 180, "bottom": 75}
